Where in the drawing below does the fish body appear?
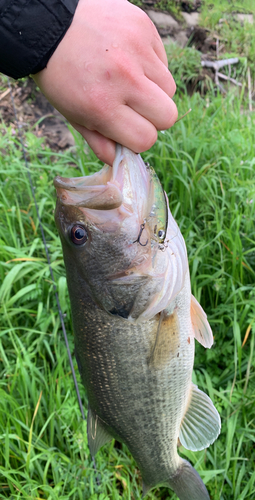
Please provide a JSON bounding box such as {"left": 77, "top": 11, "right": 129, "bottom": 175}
{"left": 54, "top": 146, "right": 220, "bottom": 500}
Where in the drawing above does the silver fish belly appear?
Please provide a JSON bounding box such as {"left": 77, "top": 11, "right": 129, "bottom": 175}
{"left": 54, "top": 145, "right": 221, "bottom": 500}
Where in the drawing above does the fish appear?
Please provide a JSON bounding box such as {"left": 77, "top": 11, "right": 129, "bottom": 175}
{"left": 54, "top": 145, "right": 221, "bottom": 500}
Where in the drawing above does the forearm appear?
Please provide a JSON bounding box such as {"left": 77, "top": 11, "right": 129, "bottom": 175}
{"left": 0, "top": 0, "right": 79, "bottom": 79}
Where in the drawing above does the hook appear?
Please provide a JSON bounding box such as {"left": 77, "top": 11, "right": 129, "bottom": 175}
{"left": 133, "top": 222, "right": 148, "bottom": 247}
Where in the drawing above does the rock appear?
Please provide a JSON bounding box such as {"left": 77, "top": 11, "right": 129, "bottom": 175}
{"left": 235, "top": 13, "right": 253, "bottom": 24}
{"left": 146, "top": 10, "right": 179, "bottom": 28}
{"left": 174, "top": 30, "right": 189, "bottom": 47}
{"left": 161, "top": 36, "right": 176, "bottom": 46}
{"left": 219, "top": 13, "right": 253, "bottom": 25}
{"left": 162, "top": 30, "right": 188, "bottom": 48}
{"left": 181, "top": 12, "right": 200, "bottom": 27}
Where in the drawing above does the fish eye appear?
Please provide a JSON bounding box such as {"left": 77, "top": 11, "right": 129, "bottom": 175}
{"left": 157, "top": 229, "right": 165, "bottom": 241}
{"left": 70, "top": 225, "right": 88, "bottom": 245}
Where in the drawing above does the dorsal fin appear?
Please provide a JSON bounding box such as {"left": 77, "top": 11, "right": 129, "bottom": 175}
{"left": 190, "top": 295, "right": 213, "bottom": 348}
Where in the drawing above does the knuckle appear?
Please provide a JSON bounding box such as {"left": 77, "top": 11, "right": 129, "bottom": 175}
{"left": 136, "top": 7, "right": 153, "bottom": 27}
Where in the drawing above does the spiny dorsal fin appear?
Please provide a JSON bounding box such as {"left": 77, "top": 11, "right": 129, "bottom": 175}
{"left": 87, "top": 405, "right": 113, "bottom": 457}
{"left": 179, "top": 384, "right": 221, "bottom": 451}
{"left": 190, "top": 295, "right": 213, "bottom": 348}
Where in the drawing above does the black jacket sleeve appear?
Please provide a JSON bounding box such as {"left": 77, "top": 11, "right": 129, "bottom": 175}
{"left": 0, "top": 0, "right": 79, "bottom": 79}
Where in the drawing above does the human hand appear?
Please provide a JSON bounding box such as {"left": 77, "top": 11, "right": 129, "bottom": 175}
{"left": 33, "top": 0, "right": 178, "bottom": 165}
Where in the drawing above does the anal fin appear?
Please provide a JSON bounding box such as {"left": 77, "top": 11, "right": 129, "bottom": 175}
{"left": 179, "top": 384, "right": 221, "bottom": 451}
{"left": 87, "top": 405, "right": 113, "bottom": 457}
{"left": 191, "top": 295, "right": 213, "bottom": 348}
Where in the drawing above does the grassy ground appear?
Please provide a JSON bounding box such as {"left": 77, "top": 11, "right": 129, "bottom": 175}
{"left": 200, "top": 1, "right": 255, "bottom": 71}
{"left": 1, "top": 84, "right": 255, "bottom": 499}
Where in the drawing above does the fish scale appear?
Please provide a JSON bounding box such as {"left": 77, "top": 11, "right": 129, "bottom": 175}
{"left": 71, "top": 274, "right": 193, "bottom": 488}
{"left": 54, "top": 145, "right": 221, "bottom": 500}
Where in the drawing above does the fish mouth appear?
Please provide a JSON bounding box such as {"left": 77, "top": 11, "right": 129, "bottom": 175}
{"left": 54, "top": 163, "right": 123, "bottom": 211}
{"left": 54, "top": 145, "right": 152, "bottom": 217}
{"left": 54, "top": 146, "right": 188, "bottom": 320}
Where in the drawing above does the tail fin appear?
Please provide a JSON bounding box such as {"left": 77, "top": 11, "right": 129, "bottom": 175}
{"left": 168, "top": 459, "right": 210, "bottom": 500}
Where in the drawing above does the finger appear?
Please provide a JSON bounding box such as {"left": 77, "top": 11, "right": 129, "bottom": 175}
{"left": 71, "top": 102, "right": 159, "bottom": 159}
{"left": 91, "top": 104, "right": 159, "bottom": 154}
{"left": 143, "top": 52, "right": 176, "bottom": 98}
{"left": 70, "top": 122, "right": 116, "bottom": 165}
{"left": 125, "top": 77, "right": 178, "bottom": 131}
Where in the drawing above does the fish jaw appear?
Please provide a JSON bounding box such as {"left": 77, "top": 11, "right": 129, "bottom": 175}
{"left": 54, "top": 146, "right": 155, "bottom": 317}
{"left": 54, "top": 146, "right": 188, "bottom": 320}
{"left": 54, "top": 164, "right": 123, "bottom": 210}
{"left": 54, "top": 145, "right": 152, "bottom": 238}
{"left": 111, "top": 145, "right": 152, "bottom": 220}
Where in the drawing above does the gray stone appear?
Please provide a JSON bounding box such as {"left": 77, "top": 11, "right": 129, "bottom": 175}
{"left": 174, "top": 30, "right": 189, "bottom": 48}
{"left": 181, "top": 12, "right": 200, "bottom": 27}
{"left": 161, "top": 36, "right": 175, "bottom": 46}
{"left": 236, "top": 13, "right": 253, "bottom": 24}
{"left": 162, "top": 30, "right": 188, "bottom": 49}
{"left": 146, "top": 10, "right": 179, "bottom": 28}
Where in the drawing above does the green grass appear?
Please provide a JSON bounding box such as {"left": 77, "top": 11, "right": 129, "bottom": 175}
{"left": 165, "top": 42, "right": 213, "bottom": 94}
{"left": 201, "top": 0, "right": 255, "bottom": 25}
{"left": 1, "top": 88, "right": 255, "bottom": 499}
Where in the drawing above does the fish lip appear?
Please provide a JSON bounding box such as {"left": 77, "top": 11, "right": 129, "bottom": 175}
{"left": 54, "top": 176, "right": 95, "bottom": 193}
{"left": 112, "top": 143, "right": 125, "bottom": 181}
{"left": 110, "top": 145, "right": 154, "bottom": 219}
{"left": 54, "top": 171, "right": 123, "bottom": 211}
{"left": 53, "top": 145, "right": 151, "bottom": 214}
{"left": 54, "top": 176, "right": 76, "bottom": 190}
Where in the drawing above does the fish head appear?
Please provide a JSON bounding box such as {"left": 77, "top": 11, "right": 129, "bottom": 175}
{"left": 54, "top": 145, "right": 188, "bottom": 320}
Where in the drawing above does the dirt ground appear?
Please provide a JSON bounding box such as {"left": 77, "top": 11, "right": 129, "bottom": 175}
{"left": 0, "top": 78, "right": 76, "bottom": 150}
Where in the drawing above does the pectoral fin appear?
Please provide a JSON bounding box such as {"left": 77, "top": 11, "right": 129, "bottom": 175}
{"left": 87, "top": 405, "right": 113, "bottom": 457}
{"left": 179, "top": 384, "right": 221, "bottom": 451}
{"left": 148, "top": 310, "right": 180, "bottom": 370}
{"left": 190, "top": 295, "right": 213, "bottom": 348}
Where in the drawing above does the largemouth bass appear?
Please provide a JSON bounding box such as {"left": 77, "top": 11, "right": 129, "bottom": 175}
{"left": 54, "top": 145, "right": 221, "bottom": 500}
